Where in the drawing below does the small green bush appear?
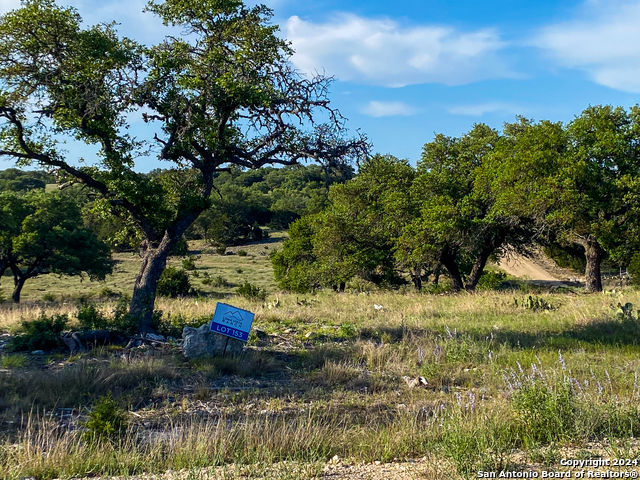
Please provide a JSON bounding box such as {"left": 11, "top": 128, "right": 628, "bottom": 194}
{"left": 628, "top": 252, "right": 640, "bottom": 286}
{"left": 82, "top": 394, "right": 128, "bottom": 443}
{"left": 42, "top": 292, "right": 57, "bottom": 302}
{"left": 236, "top": 268, "right": 243, "bottom": 274}
{"left": 77, "top": 301, "right": 109, "bottom": 330}
{"left": 97, "top": 287, "right": 121, "bottom": 299}
{"left": 477, "top": 270, "right": 507, "bottom": 290}
{"left": 182, "top": 256, "right": 197, "bottom": 270}
{"left": 158, "top": 313, "right": 208, "bottom": 338}
{"left": 237, "top": 250, "right": 248, "bottom": 257}
{"left": 215, "top": 246, "right": 226, "bottom": 255}
{"left": 157, "top": 267, "right": 191, "bottom": 298}
{"left": 170, "top": 237, "right": 189, "bottom": 257}
{"left": 9, "top": 313, "right": 68, "bottom": 351}
{"left": 236, "top": 281, "right": 267, "bottom": 301}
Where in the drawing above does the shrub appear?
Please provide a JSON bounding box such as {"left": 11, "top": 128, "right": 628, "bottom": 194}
{"left": 76, "top": 301, "right": 109, "bottom": 330}
{"left": 82, "top": 394, "right": 128, "bottom": 443}
{"left": 157, "top": 267, "right": 191, "bottom": 298}
{"left": 237, "top": 250, "right": 248, "bottom": 257}
{"left": 628, "top": 252, "right": 640, "bottom": 286}
{"left": 182, "top": 256, "right": 197, "bottom": 270}
{"left": 9, "top": 313, "right": 68, "bottom": 351}
{"left": 42, "top": 292, "right": 57, "bottom": 302}
{"left": 169, "top": 237, "right": 189, "bottom": 257}
{"left": 477, "top": 270, "right": 507, "bottom": 290}
{"left": 211, "top": 275, "right": 229, "bottom": 287}
{"left": 97, "top": 287, "right": 121, "bottom": 299}
{"left": 215, "top": 246, "right": 226, "bottom": 255}
{"left": 236, "top": 281, "right": 267, "bottom": 301}
{"left": 110, "top": 295, "right": 152, "bottom": 335}
{"left": 236, "top": 268, "right": 243, "bottom": 274}
{"left": 158, "top": 313, "right": 209, "bottom": 338}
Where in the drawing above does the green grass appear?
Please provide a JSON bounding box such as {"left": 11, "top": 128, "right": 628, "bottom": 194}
{"left": 2, "top": 235, "right": 640, "bottom": 479}
{"left": 1, "top": 233, "right": 284, "bottom": 305}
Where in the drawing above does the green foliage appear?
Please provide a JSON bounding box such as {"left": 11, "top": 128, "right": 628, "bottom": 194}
{"left": 170, "top": 238, "right": 189, "bottom": 257}
{"left": 0, "top": 0, "right": 365, "bottom": 333}
{"left": 82, "top": 394, "right": 128, "bottom": 443}
{"left": 512, "top": 381, "right": 576, "bottom": 444}
{"left": 611, "top": 302, "right": 636, "bottom": 321}
{"left": 0, "top": 354, "right": 27, "bottom": 368}
{"left": 9, "top": 313, "right": 68, "bottom": 351}
{"left": 76, "top": 301, "right": 109, "bottom": 330}
{"left": 543, "top": 243, "right": 586, "bottom": 273}
{"left": 477, "top": 270, "right": 508, "bottom": 290}
{"left": 515, "top": 295, "right": 556, "bottom": 311}
{"left": 0, "top": 168, "right": 54, "bottom": 192}
{"left": 628, "top": 252, "right": 640, "bottom": 286}
{"left": 236, "top": 281, "right": 267, "bottom": 301}
{"left": 202, "top": 275, "right": 229, "bottom": 287}
{"left": 41, "top": 293, "right": 56, "bottom": 302}
{"left": 156, "top": 313, "right": 205, "bottom": 338}
{"left": 237, "top": 250, "right": 248, "bottom": 257}
{"left": 157, "top": 267, "right": 191, "bottom": 298}
{"left": 181, "top": 256, "right": 197, "bottom": 270}
{"left": 0, "top": 190, "right": 114, "bottom": 302}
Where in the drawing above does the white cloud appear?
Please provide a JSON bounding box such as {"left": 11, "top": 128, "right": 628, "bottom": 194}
{"left": 448, "top": 102, "right": 522, "bottom": 116}
{"left": 362, "top": 101, "right": 417, "bottom": 117}
{"left": 284, "top": 14, "right": 513, "bottom": 87}
{"left": 534, "top": 1, "right": 640, "bottom": 92}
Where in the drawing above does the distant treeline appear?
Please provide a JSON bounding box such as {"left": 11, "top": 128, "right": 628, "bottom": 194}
{"left": 272, "top": 106, "right": 640, "bottom": 294}
{"left": 0, "top": 164, "right": 354, "bottom": 251}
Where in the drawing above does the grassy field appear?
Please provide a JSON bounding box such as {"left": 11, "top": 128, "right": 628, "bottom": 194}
{"left": 2, "top": 236, "right": 640, "bottom": 479}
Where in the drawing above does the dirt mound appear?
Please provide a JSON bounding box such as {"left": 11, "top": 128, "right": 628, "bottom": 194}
{"left": 497, "top": 252, "right": 582, "bottom": 286}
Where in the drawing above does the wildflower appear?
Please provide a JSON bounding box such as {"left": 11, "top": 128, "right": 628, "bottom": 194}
{"left": 468, "top": 392, "right": 476, "bottom": 411}
{"left": 558, "top": 350, "right": 566, "bottom": 370}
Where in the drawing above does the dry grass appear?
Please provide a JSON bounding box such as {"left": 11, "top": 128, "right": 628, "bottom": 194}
{"left": 3, "top": 242, "right": 640, "bottom": 479}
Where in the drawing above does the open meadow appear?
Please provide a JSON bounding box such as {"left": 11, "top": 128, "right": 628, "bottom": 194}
{"left": 2, "top": 237, "right": 640, "bottom": 479}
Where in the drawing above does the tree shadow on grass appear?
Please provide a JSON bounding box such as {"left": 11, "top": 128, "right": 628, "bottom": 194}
{"left": 467, "top": 317, "right": 640, "bottom": 350}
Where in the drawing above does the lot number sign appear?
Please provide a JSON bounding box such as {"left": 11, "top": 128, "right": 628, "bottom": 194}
{"left": 210, "top": 302, "right": 255, "bottom": 342}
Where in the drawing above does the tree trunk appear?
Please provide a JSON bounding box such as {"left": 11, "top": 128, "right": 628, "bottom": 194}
{"left": 410, "top": 269, "right": 422, "bottom": 292}
{"left": 12, "top": 275, "right": 26, "bottom": 303}
{"left": 130, "top": 241, "right": 173, "bottom": 334}
{"left": 433, "top": 267, "right": 441, "bottom": 285}
{"left": 584, "top": 238, "right": 603, "bottom": 293}
{"left": 465, "top": 245, "right": 496, "bottom": 292}
{"left": 440, "top": 249, "right": 464, "bottom": 292}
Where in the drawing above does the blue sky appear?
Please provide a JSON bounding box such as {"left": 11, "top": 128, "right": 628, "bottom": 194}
{"left": 2, "top": 0, "right": 640, "bottom": 169}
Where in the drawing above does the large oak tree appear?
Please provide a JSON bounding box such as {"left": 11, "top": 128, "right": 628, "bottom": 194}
{"left": 0, "top": 0, "right": 367, "bottom": 332}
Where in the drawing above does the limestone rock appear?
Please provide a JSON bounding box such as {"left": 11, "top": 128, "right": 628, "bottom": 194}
{"left": 182, "top": 324, "right": 244, "bottom": 359}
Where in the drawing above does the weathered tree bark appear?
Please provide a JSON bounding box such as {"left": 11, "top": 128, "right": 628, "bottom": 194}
{"left": 440, "top": 249, "right": 464, "bottom": 292}
{"left": 12, "top": 275, "right": 26, "bottom": 303}
{"left": 584, "top": 237, "right": 603, "bottom": 293}
{"left": 465, "top": 240, "right": 503, "bottom": 291}
{"left": 129, "top": 244, "right": 172, "bottom": 334}
{"left": 130, "top": 210, "right": 208, "bottom": 334}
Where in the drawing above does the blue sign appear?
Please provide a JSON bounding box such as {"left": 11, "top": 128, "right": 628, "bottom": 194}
{"left": 210, "top": 302, "right": 255, "bottom": 342}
